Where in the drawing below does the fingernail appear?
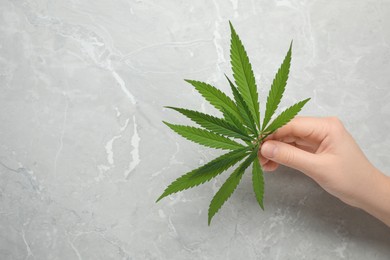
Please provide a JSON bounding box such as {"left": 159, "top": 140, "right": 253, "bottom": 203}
{"left": 261, "top": 143, "right": 277, "bottom": 158}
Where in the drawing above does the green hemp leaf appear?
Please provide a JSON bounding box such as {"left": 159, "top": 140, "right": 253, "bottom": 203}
{"left": 156, "top": 22, "right": 310, "bottom": 225}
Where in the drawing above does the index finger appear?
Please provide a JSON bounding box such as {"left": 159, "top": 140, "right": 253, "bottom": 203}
{"left": 271, "top": 116, "right": 329, "bottom": 143}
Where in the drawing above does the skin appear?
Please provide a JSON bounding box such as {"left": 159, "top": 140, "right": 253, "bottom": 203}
{"left": 259, "top": 116, "right": 390, "bottom": 227}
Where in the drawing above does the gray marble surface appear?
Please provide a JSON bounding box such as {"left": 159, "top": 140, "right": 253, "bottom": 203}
{"left": 1, "top": 0, "right": 390, "bottom": 259}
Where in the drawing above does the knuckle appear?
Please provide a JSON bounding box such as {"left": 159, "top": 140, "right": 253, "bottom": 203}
{"left": 327, "top": 116, "right": 341, "bottom": 125}
{"left": 326, "top": 116, "right": 345, "bottom": 133}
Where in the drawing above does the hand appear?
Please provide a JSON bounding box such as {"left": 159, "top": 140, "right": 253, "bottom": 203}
{"left": 259, "top": 116, "right": 390, "bottom": 227}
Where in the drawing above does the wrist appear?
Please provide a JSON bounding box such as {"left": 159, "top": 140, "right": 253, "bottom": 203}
{"left": 357, "top": 168, "right": 390, "bottom": 227}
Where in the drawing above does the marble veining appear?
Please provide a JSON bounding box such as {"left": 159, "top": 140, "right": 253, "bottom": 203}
{"left": 1, "top": 0, "right": 390, "bottom": 259}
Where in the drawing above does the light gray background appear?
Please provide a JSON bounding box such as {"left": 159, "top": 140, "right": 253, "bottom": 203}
{"left": 1, "top": 0, "right": 390, "bottom": 259}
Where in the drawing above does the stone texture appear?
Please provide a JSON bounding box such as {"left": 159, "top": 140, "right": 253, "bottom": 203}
{"left": 1, "top": 0, "right": 390, "bottom": 259}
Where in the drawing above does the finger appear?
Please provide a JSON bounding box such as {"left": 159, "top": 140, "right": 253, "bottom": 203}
{"left": 266, "top": 135, "right": 319, "bottom": 153}
{"left": 295, "top": 142, "right": 318, "bottom": 153}
{"left": 272, "top": 116, "right": 329, "bottom": 143}
{"left": 285, "top": 138, "right": 320, "bottom": 153}
{"left": 262, "top": 160, "right": 279, "bottom": 172}
{"left": 258, "top": 154, "right": 269, "bottom": 166}
{"left": 261, "top": 140, "right": 319, "bottom": 174}
{"left": 258, "top": 149, "right": 279, "bottom": 171}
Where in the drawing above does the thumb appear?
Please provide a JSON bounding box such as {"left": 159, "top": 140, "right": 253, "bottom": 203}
{"left": 260, "top": 140, "right": 317, "bottom": 173}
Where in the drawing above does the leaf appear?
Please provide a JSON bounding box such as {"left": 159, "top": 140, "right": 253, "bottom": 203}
{"left": 185, "top": 80, "right": 242, "bottom": 122}
{"left": 221, "top": 108, "right": 251, "bottom": 138}
{"left": 252, "top": 157, "right": 264, "bottom": 210}
{"left": 264, "top": 98, "right": 310, "bottom": 134}
{"left": 156, "top": 146, "right": 252, "bottom": 202}
{"left": 164, "top": 122, "right": 244, "bottom": 150}
{"left": 225, "top": 75, "right": 258, "bottom": 136}
{"left": 229, "top": 22, "right": 260, "bottom": 130}
{"left": 158, "top": 22, "right": 312, "bottom": 225}
{"left": 165, "top": 106, "right": 252, "bottom": 141}
{"left": 208, "top": 148, "right": 258, "bottom": 225}
{"left": 262, "top": 42, "right": 292, "bottom": 129}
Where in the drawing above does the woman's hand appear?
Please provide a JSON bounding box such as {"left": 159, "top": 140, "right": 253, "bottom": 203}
{"left": 259, "top": 117, "right": 390, "bottom": 227}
